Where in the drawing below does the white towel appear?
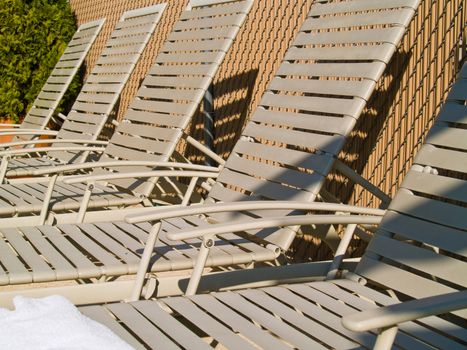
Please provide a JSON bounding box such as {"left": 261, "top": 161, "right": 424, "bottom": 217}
{"left": 0, "top": 295, "right": 134, "bottom": 350}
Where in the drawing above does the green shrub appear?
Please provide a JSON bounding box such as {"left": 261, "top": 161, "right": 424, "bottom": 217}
{"left": 0, "top": 0, "right": 78, "bottom": 123}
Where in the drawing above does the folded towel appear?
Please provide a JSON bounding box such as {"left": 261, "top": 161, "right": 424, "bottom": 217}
{"left": 0, "top": 295, "right": 134, "bottom": 350}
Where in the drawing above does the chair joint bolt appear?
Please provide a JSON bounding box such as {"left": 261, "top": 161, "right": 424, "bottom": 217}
{"left": 203, "top": 238, "right": 214, "bottom": 248}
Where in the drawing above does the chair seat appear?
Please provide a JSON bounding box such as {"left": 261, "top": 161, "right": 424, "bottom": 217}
{"left": 0, "top": 182, "right": 142, "bottom": 217}
{"left": 5, "top": 158, "right": 67, "bottom": 177}
{"left": 0, "top": 219, "right": 277, "bottom": 285}
{"left": 80, "top": 279, "right": 466, "bottom": 350}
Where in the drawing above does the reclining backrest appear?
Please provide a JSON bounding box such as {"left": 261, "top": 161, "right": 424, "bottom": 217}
{"left": 48, "top": 4, "right": 167, "bottom": 163}
{"left": 356, "top": 65, "right": 467, "bottom": 311}
{"left": 17, "top": 19, "right": 105, "bottom": 137}
{"left": 206, "top": 0, "right": 421, "bottom": 250}
{"left": 94, "top": 0, "right": 254, "bottom": 195}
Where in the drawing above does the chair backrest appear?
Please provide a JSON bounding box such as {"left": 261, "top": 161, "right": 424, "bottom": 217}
{"left": 93, "top": 0, "right": 254, "bottom": 196}
{"left": 17, "top": 19, "right": 105, "bottom": 136}
{"left": 47, "top": 4, "right": 167, "bottom": 163}
{"left": 356, "top": 64, "right": 467, "bottom": 309}
{"left": 205, "top": 0, "right": 421, "bottom": 250}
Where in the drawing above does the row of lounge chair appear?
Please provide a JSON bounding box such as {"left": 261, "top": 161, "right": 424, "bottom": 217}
{"left": 0, "top": 0, "right": 465, "bottom": 348}
{"left": 0, "top": 0, "right": 254, "bottom": 226}
{"left": 0, "top": 0, "right": 413, "bottom": 290}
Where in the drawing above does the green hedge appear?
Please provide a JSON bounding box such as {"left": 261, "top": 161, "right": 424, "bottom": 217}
{"left": 0, "top": 0, "right": 78, "bottom": 123}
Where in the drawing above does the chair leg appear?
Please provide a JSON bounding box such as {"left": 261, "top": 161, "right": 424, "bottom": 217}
{"left": 39, "top": 174, "right": 58, "bottom": 225}
{"left": 181, "top": 176, "right": 199, "bottom": 206}
{"left": 0, "top": 155, "right": 10, "bottom": 184}
{"left": 128, "top": 222, "right": 162, "bottom": 301}
{"left": 76, "top": 181, "right": 94, "bottom": 223}
{"left": 326, "top": 224, "right": 357, "bottom": 280}
{"left": 185, "top": 235, "right": 214, "bottom": 296}
{"left": 374, "top": 326, "right": 398, "bottom": 350}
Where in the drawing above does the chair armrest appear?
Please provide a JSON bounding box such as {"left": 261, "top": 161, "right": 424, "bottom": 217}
{"left": 0, "top": 130, "right": 58, "bottom": 136}
{"left": 32, "top": 161, "right": 220, "bottom": 176}
{"left": 125, "top": 201, "right": 385, "bottom": 224}
{"left": 165, "top": 214, "right": 382, "bottom": 241}
{"left": 0, "top": 139, "right": 108, "bottom": 149}
{"left": 62, "top": 169, "right": 220, "bottom": 185}
{"left": 342, "top": 290, "right": 467, "bottom": 333}
{"left": 0, "top": 124, "right": 21, "bottom": 128}
{"left": 0, "top": 146, "right": 105, "bottom": 157}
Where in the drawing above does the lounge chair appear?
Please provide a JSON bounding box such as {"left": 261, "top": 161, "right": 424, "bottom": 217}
{"left": 78, "top": 61, "right": 467, "bottom": 350}
{"left": 0, "top": 0, "right": 418, "bottom": 302}
{"left": 0, "top": 0, "right": 253, "bottom": 225}
{"left": 0, "top": 19, "right": 105, "bottom": 140}
{"left": 0, "top": 4, "right": 167, "bottom": 182}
